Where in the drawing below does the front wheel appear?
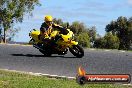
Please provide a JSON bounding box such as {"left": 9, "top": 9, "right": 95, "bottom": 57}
{"left": 69, "top": 45, "right": 84, "bottom": 58}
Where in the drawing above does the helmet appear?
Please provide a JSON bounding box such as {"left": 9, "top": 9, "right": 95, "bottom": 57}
{"left": 44, "top": 15, "right": 53, "bottom": 22}
{"left": 44, "top": 15, "right": 53, "bottom": 26}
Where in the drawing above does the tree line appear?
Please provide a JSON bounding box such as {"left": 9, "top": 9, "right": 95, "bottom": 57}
{"left": 53, "top": 17, "right": 132, "bottom": 50}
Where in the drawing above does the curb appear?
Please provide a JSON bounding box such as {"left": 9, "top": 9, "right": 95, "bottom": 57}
{"left": 123, "top": 84, "right": 132, "bottom": 86}
{"left": 0, "top": 43, "right": 32, "bottom": 46}
{"left": 88, "top": 48, "right": 127, "bottom": 52}
{"left": 0, "top": 69, "right": 131, "bottom": 85}
{"left": 0, "top": 69, "right": 76, "bottom": 80}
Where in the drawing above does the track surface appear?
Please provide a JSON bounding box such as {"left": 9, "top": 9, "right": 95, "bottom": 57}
{"left": 0, "top": 44, "right": 132, "bottom": 78}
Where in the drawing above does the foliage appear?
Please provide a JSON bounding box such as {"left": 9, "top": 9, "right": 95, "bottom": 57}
{"left": 6, "top": 27, "right": 21, "bottom": 41}
{"left": 69, "top": 21, "right": 90, "bottom": 47}
{"left": 69, "top": 21, "right": 86, "bottom": 34}
{"left": 88, "top": 26, "right": 96, "bottom": 43}
{"left": 94, "top": 33, "right": 119, "bottom": 49}
{"left": 53, "top": 18, "right": 69, "bottom": 28}
{"left": 105, "top": 16, "right": 132, "bottom": 50}
{"left": 0, "top": 0, "right": 40, "bottom": 43}
{"left": 53, "top": 18, "right": 64, "bottom": 26}
{"left": 104, "top": 32, "right": 119, "bottom": 49}
{"left": 94, "top": 37, "right": 106, "bottom": 48}
{"left": 0, "top": 27, "right": 2, "bottom": 42}
{"left": 0, "top": 27, "right": 2, "bottom": 38}
{"left": 87, "top": 26, "right": 97, "bottom": 47}
{"left": 76, "top": 32, "right": 90, "bottom": 47}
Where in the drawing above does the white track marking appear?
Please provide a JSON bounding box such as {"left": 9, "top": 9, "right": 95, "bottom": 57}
{"left": 0, "top": 69, "right": 75, "bottom": 79}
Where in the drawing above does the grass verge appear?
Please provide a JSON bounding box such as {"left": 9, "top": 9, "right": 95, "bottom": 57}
{"left": 0, "top": 70, "right": 131, "bottom": 88}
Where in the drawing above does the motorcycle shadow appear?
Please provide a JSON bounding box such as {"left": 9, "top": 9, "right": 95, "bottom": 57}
{"left": 11, "top": 54, "right": 76, "bottom": 58}
{"left": 11, "top": 54, "right": 44, "bottom": 57}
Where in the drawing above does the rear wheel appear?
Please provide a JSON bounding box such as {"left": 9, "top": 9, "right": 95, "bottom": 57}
{"left": 69, "top": 45, "right": 84, "bottom": 58}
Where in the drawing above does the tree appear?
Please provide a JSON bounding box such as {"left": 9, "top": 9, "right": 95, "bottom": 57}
{"left": 88, "top": 26, "right": 96, "bottom": 46}
{"left": 6, "top": 27, "right": 20, "bottom": 42}
{"left": 69, "top": 21, "right": 91, "bottom": 47}
{"left": 53, "top": 18, "right": 69, "bottom": 28}
{"left": 0, "top": 26, "right": 2, "bottom": 36}
{"left": 69, "top": 21, "right": 86, "bottom": 34}
{"left": 94, "top": 37, "right": 106, "bottom": 48}
{"left": 0, "top": 26, "right": 2, "bottom": 42}
{"left": 104, "top": 32, "right": 119, "bottom": 49}
{"left": 94, "top": 33, "right": 119, "bottom": 49}
{"left": 76, "top": 32, "right": 90, "bottom": 47}
{"left": 53, "top": 18, "right": 63, "bottom": 26}
{"left": 105, "top": 16, "right": 132, "bottom": 50}
{"left": 0, "top": 0, "right": 40, "bottom": 43}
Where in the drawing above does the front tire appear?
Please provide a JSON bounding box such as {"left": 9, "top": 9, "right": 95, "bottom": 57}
{"left": 69, "top": 45, "right": 84, "bottom": 58}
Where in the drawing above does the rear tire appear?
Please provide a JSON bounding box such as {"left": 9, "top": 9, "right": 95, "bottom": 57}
{"left": 69, "top": 45, "right": 84, "bottom": 58}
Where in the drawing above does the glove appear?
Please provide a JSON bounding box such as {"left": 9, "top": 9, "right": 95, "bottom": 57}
{"left": 60, "top": 28, "right": 69, "bottom": 35}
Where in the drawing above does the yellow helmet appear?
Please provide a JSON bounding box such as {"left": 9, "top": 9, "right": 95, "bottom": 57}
{"left": 44, "top": 15, "right": 53, "bottom": 22}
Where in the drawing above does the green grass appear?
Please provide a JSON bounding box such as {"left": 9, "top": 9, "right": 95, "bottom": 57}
{"left": 0, "top": 70, "right": 131, "bottom": 88}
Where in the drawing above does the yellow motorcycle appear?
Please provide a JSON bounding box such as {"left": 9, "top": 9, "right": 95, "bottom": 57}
{"left": 29, "top": 29, "right": 84, "bottom": 58}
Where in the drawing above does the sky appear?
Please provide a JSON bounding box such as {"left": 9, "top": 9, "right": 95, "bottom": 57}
{"left": 14, "top": 0, "right": 132, "bottom": 42}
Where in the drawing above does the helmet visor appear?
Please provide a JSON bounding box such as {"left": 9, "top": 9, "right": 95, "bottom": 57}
{"left": 46, "top": 21, "right": 52, "bottom": 26}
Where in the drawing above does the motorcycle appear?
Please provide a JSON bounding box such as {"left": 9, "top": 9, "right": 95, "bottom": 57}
{"left": 29, "top": 28, "right": 84, "bottom": 58}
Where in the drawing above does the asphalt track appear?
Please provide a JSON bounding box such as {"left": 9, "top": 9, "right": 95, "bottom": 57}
{"left": 0, "top": 44, "right": 132, "bottom": 79}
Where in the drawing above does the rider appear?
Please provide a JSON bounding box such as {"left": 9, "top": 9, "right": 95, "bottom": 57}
{"left": 38, "top": 15, "right": 70, "bottom": 55}
{"left": 39, "top": 15, "right": 65, "bottom": 42}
